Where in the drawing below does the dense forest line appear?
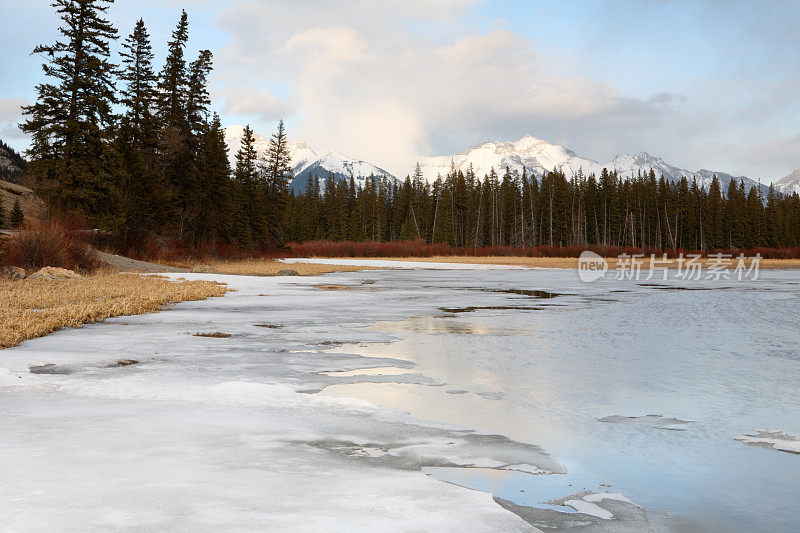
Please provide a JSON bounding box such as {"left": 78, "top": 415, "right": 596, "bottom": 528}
{"left": 285, "top": 166, "right": 800, "bottom": 251}
{"left": 18, "top": 0, "right": 800, "bottom": 256}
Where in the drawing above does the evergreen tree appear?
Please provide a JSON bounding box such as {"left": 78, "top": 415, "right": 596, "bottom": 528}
{"left": 157, "top": 10, "right": 189, "bottom": 127}
{"left": 117, "top": 17, "right": 165, "bottom": 240}
{"left": 193, "top": 114, "right": 233, "bottom": 242}
{"left": 232, "top": 125, "right": 258, "bottom": 248}
{"left": 186, "top": 50, "right": 213, "bottom": 139}
{"left": 259, "top": 119, "right": 293, "bottom": 247}
{"left": 0, "top": 199, "right": 5, "bottom": 228}
{"left": 119, "top": 19, "right": 157, "bottom": 144}
{"left": 20, "top": 0, "right": 120, "bottom": 228}
{"left": 10, "top": 200, "right": 24, "bottom": 228}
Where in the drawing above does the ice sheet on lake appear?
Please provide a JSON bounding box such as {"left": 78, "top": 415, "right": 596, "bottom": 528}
{"left": 734, "top": 429, "right": 800, "bottom": 454}
{"left": 497, "top": 489, "right": 662, "bottom": 531}
{"left": 563, "top": 499, "right": 614, "bottom": 519}
{"left": 596, "top": 414, "right": 694, "bottom": 431}
{"left": 0, "top": 272, "right": 559, "bottom": 531}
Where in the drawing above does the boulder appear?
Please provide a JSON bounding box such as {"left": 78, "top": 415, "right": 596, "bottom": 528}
{"left": 191, "top": 264, "right": 215, "bottom": 273}
{"left": 0, "top": 266, "right": 25, "bottom": 281}
{"left": 27, "top": 266, "right": 84, "bottom": 281}
{"left": 275, "top": 269, "right": 300, "bottom": 276}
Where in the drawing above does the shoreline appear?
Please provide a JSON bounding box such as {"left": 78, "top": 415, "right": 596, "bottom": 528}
{"left": 283, "top": 255, "right": 800, "bottom": 270}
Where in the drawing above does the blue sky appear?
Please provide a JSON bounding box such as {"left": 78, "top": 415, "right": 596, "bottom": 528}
{"left": 1, "top": 0, "right": 799, "bottom": 181}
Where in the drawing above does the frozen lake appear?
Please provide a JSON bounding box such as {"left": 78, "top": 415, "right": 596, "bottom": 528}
{"left": 1, "top": 265, "right": 799, "bottom": 531}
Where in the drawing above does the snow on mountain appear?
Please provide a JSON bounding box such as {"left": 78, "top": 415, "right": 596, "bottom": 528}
{"left": 775, "top": 169, "right": 800, "bottom": 195}
{"left": 410, "top": 135, "right": 767, "bottom": 195}
{"left": 223, "top": 126, "right": 792, "bottom": 197}
{"left": 223, "top": 125, "right": 397, "bottom": 193}
{"left": 291, "top": 152, "right": 397, "bottom": 193}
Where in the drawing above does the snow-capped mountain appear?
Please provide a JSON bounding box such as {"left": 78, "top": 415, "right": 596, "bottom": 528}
{"left": 775, "top": 169, "right": 800, "bottom": 195}
{"left": 223, "top": 125, "right": 396, "bottom": 192}
{"left": 224, "top": 126, "right": 794, "bottom": 197}
{"left": 409, "top": 135, "right": 768, "bottom": 195}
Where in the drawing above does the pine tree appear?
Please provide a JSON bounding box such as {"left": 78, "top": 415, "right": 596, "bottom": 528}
{"left": 155, "top": 11, "right": 202, "bottom": 238}
{"left": 0, "top": 199, "right": 5, "bottom": 228}
{"left": 259, "top": 119, "right": 293, "bottom": 247}
{"left": 194, "top": 114, "right": 233, "bottom": 242}
{"left": 186, "top": 50, "right": 213, "bottom": 139}
{"left": 117, "top": 17, "right": 165, "bottom": 239}
{"left": 232, "top": 125, "right": 258, "bottom": 247}
{"left": 10, "top": 200, "right": 24, "bottom": 228}
{"left": 119, "top": 19, "right": 157, "bottom": 144}
{"left": 157, "top": 10, "right": 189, "bottom": 127}
{"left": 20, "top": 0, "right": 120, "bottom": 228}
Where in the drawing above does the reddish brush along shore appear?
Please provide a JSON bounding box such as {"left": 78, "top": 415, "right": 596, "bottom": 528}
{"left": 285, "top": 240, "right": 800, "bottom": 260}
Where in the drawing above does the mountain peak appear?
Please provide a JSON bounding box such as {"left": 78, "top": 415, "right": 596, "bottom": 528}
{"left": 223, "top": 125, "right": 397, "bottom": 193}
{"left": 776, "top": 169, "right": 800, "bottom": 184}
{"left": 410, "top": 134, "right": 774, "bottom": 195}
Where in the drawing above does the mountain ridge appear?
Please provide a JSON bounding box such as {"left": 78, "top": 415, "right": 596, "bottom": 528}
{"left": 224, "top": 126, "right": 796, "bottom": 197}
{"left": 407, "top": 136, "right": 777, "bottom": 196}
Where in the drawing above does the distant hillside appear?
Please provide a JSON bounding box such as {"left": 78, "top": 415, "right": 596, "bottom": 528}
{"left": 0, "top": 179, "right": 45, "bottom": 226}
{"left": 0, "top": 140, "right": 26, "bottom": 185}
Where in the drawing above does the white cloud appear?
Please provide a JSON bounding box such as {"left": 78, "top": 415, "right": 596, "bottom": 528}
{"left": 205, "top": 0, "right": 800, "bottom": 181}
{"left": 284, "top": 27, "right": 368, "bottom": 67}
{"left": 0, "top": 98, "right": 26, "bottom": 124}
{"left": 218, "top": 84, "right": 297, "bottom": 122}
{"left": 211, "top": 2, "right": 679, "bottom": 177}
{"left": 0, "top": 99, "right": 29, "bottom": 149}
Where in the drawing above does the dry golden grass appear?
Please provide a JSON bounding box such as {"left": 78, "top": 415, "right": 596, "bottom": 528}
{"left": 328, "top": 255, "right": 800, "bottom": 269}
{"left": 188, "top": 259, "right": 381, "bottom": 276}
{"left": 0, "top": 271, "right": 227, "bottom": 349}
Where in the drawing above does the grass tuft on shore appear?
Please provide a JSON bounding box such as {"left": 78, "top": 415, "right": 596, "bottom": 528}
{"left": 0, "top": 271, "right": 227, "bottom": 349}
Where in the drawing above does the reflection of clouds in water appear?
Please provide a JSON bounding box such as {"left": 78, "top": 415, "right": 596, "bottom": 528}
{"left": 374, "top": 316, "right": 529, "bottom": 335}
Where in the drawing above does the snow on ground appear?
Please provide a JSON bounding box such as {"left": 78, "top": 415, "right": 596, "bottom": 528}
{"left": 0, "top": 273, "right": 559, "bottom": 531}
{"left": 280, "top": 258, "right": 530, "bottom": 270}
{"left": 734, "top": 429, "right": 800, "bottom": 454}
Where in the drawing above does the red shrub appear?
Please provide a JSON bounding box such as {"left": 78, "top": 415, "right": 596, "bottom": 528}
{"left": 5, "top": 215, "right": 101, "bottom": 272}
{"left": 286, "top": 240, "right": 800, "bottom": 260}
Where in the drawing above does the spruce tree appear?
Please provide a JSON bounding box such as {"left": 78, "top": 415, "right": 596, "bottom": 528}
{"left": 10, "top": 200, "right": 24, "bottom": 228}
{"left": 119, "top": 18, "right": 157, "bottom": 144}
{"left": 117, "top": 17, "right": 164, "bottom": 239}
{"left": 260, "top": 119, "right": 293, "bottom": 246}
{"left": 232, "top": 125, "right": 259, "bottom": 248}
{"left": 194, "top": 114, "right": 233, "bottom": 243}
{"left": 186, "top": 50, "right": 214, "bottom": 139}
{"left": 20, "top": 0, "right": 120, "bottom": 228}
{"left": 156, "top": 11, "right": 197, "bottom": 237}
{"left": 157, "top": 10, "right": 189, "bottom": 127}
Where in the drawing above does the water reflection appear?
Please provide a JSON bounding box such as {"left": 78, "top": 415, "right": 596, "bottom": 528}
{"left": 322, "top": 269, "right": 800, "bottom": 531}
